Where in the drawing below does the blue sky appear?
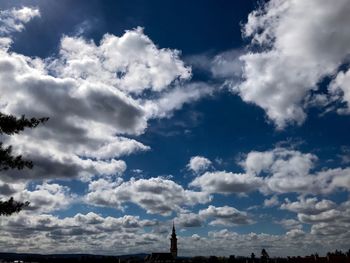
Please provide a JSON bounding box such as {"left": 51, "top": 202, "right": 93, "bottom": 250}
{"left": 0, "top": 0, "right": 350, "bottom": 257}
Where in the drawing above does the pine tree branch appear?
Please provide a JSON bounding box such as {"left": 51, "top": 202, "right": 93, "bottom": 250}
{"left": 0, "top": 112, "right": 48, "bottom": 216}
{"left": 0, "top": 143, "right": 33, "bottom": 171}
{"left": 0, "top": 112, "right": 48, "bottom": 135}
{"left": 0, "top": 197, "right": 29, "bottom": 216}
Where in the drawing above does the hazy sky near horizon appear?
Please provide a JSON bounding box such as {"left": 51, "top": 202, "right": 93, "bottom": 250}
{"left": 0, "top": 0, "right": 350, "bottom": 257}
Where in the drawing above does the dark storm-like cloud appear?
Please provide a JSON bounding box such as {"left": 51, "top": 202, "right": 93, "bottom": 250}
{"left": 0, "top": 7, "right": 213, "bottom": 183}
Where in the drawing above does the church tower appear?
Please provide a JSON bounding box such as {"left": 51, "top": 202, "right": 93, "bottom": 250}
{"left": 170, "top": 221, "right": 177, "bottom": 258}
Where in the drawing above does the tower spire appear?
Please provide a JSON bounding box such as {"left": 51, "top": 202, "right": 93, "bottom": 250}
{"left": 170, "top": 221, "right": 177, "bottom": 258}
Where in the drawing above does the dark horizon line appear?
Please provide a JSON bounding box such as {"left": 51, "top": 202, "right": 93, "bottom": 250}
{"left": 1, "top": 249, "right": 349, "bottom": 259}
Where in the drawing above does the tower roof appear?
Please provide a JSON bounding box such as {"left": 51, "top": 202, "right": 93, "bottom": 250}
{"left": 172, "top": 221, "right": 176, "bottom": 236}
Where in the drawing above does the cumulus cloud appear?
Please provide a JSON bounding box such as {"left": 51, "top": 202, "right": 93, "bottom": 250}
{"left": 0, "top": 208, "right": 349, "bottom": 256}
{"left": 86, "top": 177, "right": 211, "bottom": 216}
{"left": 0, "top": 212, "right": 160, "bottom": 254}
{"left": 176, "top": 205, "right": 253, "bottom": 228}
{"left": 199, "top": 205, "right": 253, "bottom": 226}
{"left": 190, "top": 148, "right": 321, "bottom": 195}
{"left": 279, "top": 197, "right": 350, "bottom": 241}
{"left": 309, "top": 200, "right": 350, "bottom": 237}
{"left": 294, "top": 199, "right": 350, "bottom": 248}
{"left": 329, "top": 69, "right": 350, "bottom": 114}
{"left": 281, "top": 197, "right": 336, "bottom": 215}
{"left": 187, "top": 156, "right": 212, "bottom": 174}
{"left": 0, "top": 179, "right": 75, "bottom": 213}
{"left": 175, "top": 204, "right": 253, "bottom": 228}
{"left": 281, "top": 198, "right": 350, "bottom": 225}
{"left": 243, "top": 148, "right": 350, "bottom": 194}
{"left": 191, "top": 147, "right": 350, "bottom": 196}
{"left": 0, "top": 7, "right": 40, "bottom": 50}
{"left": 264, "top": 195, "right": 279, "bottom": 207}
{"left": 0, "top": 7, "right": 39, "bottom": 33}
{"left": 285, "top": 229, "right": 305, "bottom": 239}
{"left": 235, "top": 0, "right": 350, "bottom": 128}
{"left": 176, "top": 212, "right": 204, "bottom": 227}
{"left": 51, "top": 27, "right": 191, "bottom": 95}
{"left": 190, "top": 171, "right": 263, "bottom": 194}
{"left": 0, "top": 9, "right": 213, "bottom": 183}
{"left": 311, "top": 221, "right": 350, "bottom": 237}
{"left": 276, "top": 219, "right": 302, "bottom": 230}
{"left": 244, "top": 148, "right": 318, "bottom": 194}
{"left": 298, "top": 209, "right": 341, "bottom": 224}
{"left": 18, "top": 183, "right": 75, "bottom": 213}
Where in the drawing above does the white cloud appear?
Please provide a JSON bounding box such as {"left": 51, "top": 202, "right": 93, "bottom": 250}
{"left": 0, "top": 10, "right": 213, "bottom": 183}
{"left": 0, "top": 7, "right": 40, "bottom": 34}
{"left": 281, "top": 198, "right": 349, "bottom": 225}
{"left": 17, "top": 183, "right": 75, "bottom": 213}
{"left": 143, "top": 82, "right": 213, "bottom": 119}
{"left": 264, "top": 195, "right": 279, "bottom": 207}
{"left": 53, "top": 27, "right": 191, "bottom": 95}
{"left": 309, "top": 200, "right": 350, "bottom": 236}
{"left": 285, "top": 229, "right": 305, "bottom": 239}
{"left": 199, "top": 205, "right": 253, "bottom": 226}
{"left": 0, "top": 7, "right": 40, "bottom": 50}
{"left": 244, "top": 148, "right": 318, "bottom": 194}
{"left": 0, "top": 212, "right": 160, "bottom": 254}
{"left": 311, "top": 221, "right": 350, "bottom": 237}
{"left": 235, "top": 0, "right": 350, "bottom": 128}
{"left": 243, "top": 148, "right": 350, "bottom": 195}
{"left": 187, "top": 156, "right": 212, "bottom": 174}
{"left": 9, "top": 7, "right": 40, "bottom": 23}
{"left": 298, "top": 209, "right": 341, "bottom": 224}
{"left": 279, "top": 198, "right": 350, "bottom": 240}
{"left": 176, "top": 212, "right": 204, "bottom": 227}
{"left": 191, "top": 147, "right": 350, "bottom": 196}
{"left": 243, "top": 150, "right": 275, "bottom": 175}
{"left": 0, "top": 180, "right": 75, "bottom": 213}
{"left": 276, "top": 219, "right": 302, "bottom": 230}
{"left": 0, "top": 208, "right": 349, "bottom": 256}
{"left": 86, "top": 177, "right": 211, "bottom": 216}
{"left": 79, "top": 136, "right": 150, "bottom": 160}
{"left": 176, "top": 205, "right": 254, "bottom": 228}
{"left": 243, "top": 148, "right": 316, "bottom": 179}
{"left": 329, "top": 69, "right": 350, "bottom": 114}
{"left": 190, "top": 171, "right": 263, "bottom": 194}
{"left": 281, "top": 197, "right": 336, "bottom": 215}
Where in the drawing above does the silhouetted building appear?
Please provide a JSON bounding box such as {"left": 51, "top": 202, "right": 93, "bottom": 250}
{"left": 145, "top": 223, "right": 177, "bottom": 263}
{"left": 170, "top": 222, "right": 178, "bottom": 258}
{"left": 261, "top": 249, "right": 269, "bottom": 263}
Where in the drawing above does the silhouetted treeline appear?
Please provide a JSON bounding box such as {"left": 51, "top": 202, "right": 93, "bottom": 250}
{"left": 0, "top": 249, "right": 349, "bottom": 263}
{"left": 0, "top": 253, "right": 131, "bottom": 263}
